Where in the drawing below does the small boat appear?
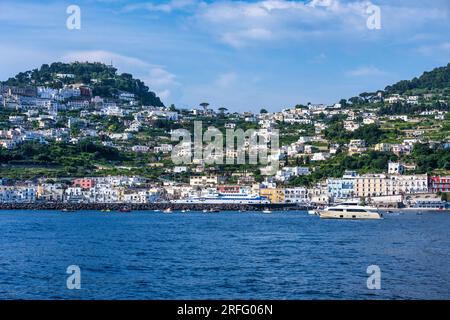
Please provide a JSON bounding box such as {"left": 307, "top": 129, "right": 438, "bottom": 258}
{"left": 62, "top": 208, "right": 76, "bottom": 213}
{"left": 308, "top": 210, "right": 318, "bottom": 215}
{"left": 119, "top": 207, "right": 131, "bottom": 213}
{"left": 181, "top": 209, "right": 186, "bottom": 213}
{"left": 164, "top": 208, "right": 173, "bottom": 214}
{"left": 210, "top": 208, "right": 220, "bottom": 213}
{"left": 154, "top": 209, "right": 160, "bottom": 212}
{"left": 262, "top": 209, "right": 272, "bottom": 214}
{"left": 101, "top": 209, "right": 111, "bottom": 213}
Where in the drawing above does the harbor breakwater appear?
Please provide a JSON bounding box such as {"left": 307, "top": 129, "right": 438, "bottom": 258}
{"left": 0, "top": 202, "right": 305, "bottom": 211}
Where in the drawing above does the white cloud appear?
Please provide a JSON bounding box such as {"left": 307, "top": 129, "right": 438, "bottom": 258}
{"left": 215, "top": 72, "right": 237, "bottom": 88}
{"left": 310, "top": 53, "right": 327, "bottom": 64}
{"left": 417, "top": 42, "right": 450, "bottom": 56}
{"left": 120, "top": 0, "right": 449, "bottom": 48}
{"left": 308, "top": 0, "right": 339, "bottom": 9}
{"left": 157, "top": 89, "right": 172, "bottom": 100}
{"left": 193, "top": 0, "right": 371, "bottom": 47}
{"left": 221, "top": 28, "right": 273, "bottom": 47}
{"left": 123, "top": 0, "right": 198, "bottom": 13}
{"left": 63, "top": 50, "right": 149, "bottom": 69}
{"left": 0, "top": 2, "right": 60, "bottom": 26}
{"left": 0, "top": 44, "right": 54, "bottom": 79}
{"left": 346, "top": 66, "right": 388, "bottom": 77}
{"left": 142, "top": 67, "right": 178, "bottom": 88}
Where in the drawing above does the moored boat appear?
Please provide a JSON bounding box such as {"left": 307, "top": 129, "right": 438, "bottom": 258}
{"left": 172, "top": 189, "right": 270, "bottom": 205}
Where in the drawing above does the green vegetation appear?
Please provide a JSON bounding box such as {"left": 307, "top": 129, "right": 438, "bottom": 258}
{"left": 385, "top": 63, "right": 450, "bottom": 94}
{"left": 2, "top": 62, "right": 164, "bottom": 106}
{"left": 405, "top": 144, "right": 450, "bottom": 173}
{"left": 288, "top": 151, "right": 398, "bottom": 187}
{"left": 325, "top": 123, "right": 386, "bottom": 146}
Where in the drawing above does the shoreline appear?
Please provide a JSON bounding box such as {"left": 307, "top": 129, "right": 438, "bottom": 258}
{"left": 0, "top": 202, "right": 306, "bottom": 212}
{"left": 0, "top": 203, "right": 448, "bottom": 213}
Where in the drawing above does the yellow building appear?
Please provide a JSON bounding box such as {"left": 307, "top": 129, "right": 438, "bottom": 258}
{"left": 374, "top": 143, "right": 392, "bottom": 152}
{"left": 354, "top": 174, "right": 388, "bottom": 198}
{"left": 260, "top": 188, "right": 285, "bottom": 204}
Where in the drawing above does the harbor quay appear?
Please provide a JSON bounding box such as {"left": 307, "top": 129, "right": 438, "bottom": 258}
{"left": 0, "top": 202, "right": 304, "bottom": 212}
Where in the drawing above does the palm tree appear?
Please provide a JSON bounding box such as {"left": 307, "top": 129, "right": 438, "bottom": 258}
{"left": 218, "top": 107, "right": 228, "bottom": 115}
{"left": 199, "top": 102, "right": 209, "bottom": 112}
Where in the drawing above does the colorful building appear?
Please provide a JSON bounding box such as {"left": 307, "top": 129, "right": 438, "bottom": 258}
{"left": 429, "top": 176, "right": 450, "bottom": 193}
{"left": 259, "top": 188, "right": 285, "bottom": 204}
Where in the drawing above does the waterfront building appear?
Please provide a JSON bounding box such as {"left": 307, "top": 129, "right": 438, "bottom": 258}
{"left": 73, "top": 178, "right": 95, "bottom": 189}
{"left": 259, "top": 188, "right": 285, "bottom": 204}
{"left": 327, "top": 178, "right": 355, "bottom": 201}
{"left": 284, "top": 188, "right": 308, "bottom": 204}
{"left": 429, "top": 176, "right": 450, "bottom": 193}
{"left": 121, "top": 189, "right": 158, "bottom": 203}
{"left": 354, "top": 174, "right": 389, "bottom": 198}
{"left": 37, "top": 184, "right": 64, "bottom": 202}
{"left": 65, "top": 187, "right": 85, "bottom": 203}
{"left": 307, "top": 183, "right": 329, "bottom": 204}
{"left": 90, "top": 184, "right": 121, "bottom": 203}
{"left": 388, "top": 174, "right": 428, "bottom": 195}
{"left": 0, "top": 186, "right": 37, "bottom": 203}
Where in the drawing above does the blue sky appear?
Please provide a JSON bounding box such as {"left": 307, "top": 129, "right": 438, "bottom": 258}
{"left": 0, "top": 0, "right": 449, "bottom": 112}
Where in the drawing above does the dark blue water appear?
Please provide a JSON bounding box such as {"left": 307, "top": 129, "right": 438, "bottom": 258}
{"left": 0, "top": 210, "right": 449, "bottom": 300}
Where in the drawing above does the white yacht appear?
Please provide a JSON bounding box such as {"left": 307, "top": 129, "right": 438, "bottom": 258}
{"left": 318, "top": 203, "right": 382, "bottom": 220}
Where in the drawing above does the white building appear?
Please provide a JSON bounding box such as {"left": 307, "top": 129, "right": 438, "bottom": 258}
{"left": 190, "top": 176, "right": 219, "bottom": 186}
{"left": 388, "top": 161, "right": 405, "bottom": 175}
{"left": 388, "top": 175, "right": 428, "bottom": 195}
{"left": 284, "top": 188, "right": 308, "bottom": 204}
{"left": 132, "top": 145, "right": 150, "bottom": 153}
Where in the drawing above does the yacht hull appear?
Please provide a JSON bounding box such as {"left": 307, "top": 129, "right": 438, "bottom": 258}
{"left": 319, "top": 210, "right": 382, "bottom": 220}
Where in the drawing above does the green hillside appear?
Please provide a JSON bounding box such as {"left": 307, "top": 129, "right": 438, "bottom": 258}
{"left": 2, "top": 62, "right": 164, "bottom": 107}
{"left": 385, "top": 63, "right": 450, "bottom": 94}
